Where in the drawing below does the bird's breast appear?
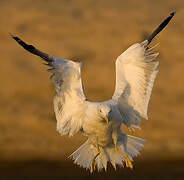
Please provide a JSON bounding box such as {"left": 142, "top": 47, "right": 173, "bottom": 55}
{"left": 82, "top": 119, "right": 113, "bottom": 147}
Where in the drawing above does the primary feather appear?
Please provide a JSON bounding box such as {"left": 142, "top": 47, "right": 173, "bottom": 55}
{"left": 11, "top": 12, "right": 175, "bottom": 172}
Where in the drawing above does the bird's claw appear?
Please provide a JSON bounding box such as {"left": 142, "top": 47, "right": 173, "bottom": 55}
{"left": 90, "top": 159, "right": 96, "bottom": 173}
{"left": 123, "top": 154, "right": 133, "bottom": 169}
{"left": 115, "top": 145, "right": 133, "bottom": 169}
{"left": 90, "top": 152, "right": 100, "bottom": 173}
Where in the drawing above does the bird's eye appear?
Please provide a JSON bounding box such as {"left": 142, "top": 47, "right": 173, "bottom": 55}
{"left": 99, "top": 109, "right": 102, "bottom": 113}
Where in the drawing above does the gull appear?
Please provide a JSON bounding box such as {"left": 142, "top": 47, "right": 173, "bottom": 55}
{"left": 11, "top": 12, "right": 175, "bottom": 172}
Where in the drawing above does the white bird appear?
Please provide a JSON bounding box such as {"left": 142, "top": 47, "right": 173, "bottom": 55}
{"left": 11, "top": 12, "right": 175, "bottom": 172}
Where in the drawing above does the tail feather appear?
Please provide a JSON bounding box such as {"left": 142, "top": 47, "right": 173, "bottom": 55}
{"left": 126, "top": 135, "right": 145, "bottom": 157}
{"left": 70, "top": 140, "right": 96, "bottom": 169}
{"left": 106, "top": 147, "right": 124, "bottom": 169}
{"left": 70, "top": 135, "right": 145, "bottom": 171}
{"left": 95, "top": 148, "right": 108, "bottom": 170}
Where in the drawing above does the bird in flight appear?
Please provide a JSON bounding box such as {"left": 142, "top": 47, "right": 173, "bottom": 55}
{"left": 11, "top": 12, "right": 175, "bottom": 172}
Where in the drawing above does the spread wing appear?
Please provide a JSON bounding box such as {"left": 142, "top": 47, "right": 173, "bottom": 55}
{"left": 112, "top": 40, "right": 159, "bottom": 128}
{"left": 112, "top": 12, "right": 175, "bottom": 128}
{"left": 11, "top": 35, "right": 86, "bottom": 136}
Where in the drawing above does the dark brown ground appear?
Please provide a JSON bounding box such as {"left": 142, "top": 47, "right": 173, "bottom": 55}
{"left": 1, "top": 158, "right": 184, "bottom": 180}
{"left": 0, "top": 0, "right": 184, "bottom": 179}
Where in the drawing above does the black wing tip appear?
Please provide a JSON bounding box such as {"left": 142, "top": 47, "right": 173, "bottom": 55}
{"left": 147, "top": 11, "right": 175, "bottom": 45}
{"left": 170, "top": 11, "right": 176, "bottom": 17}
{"left": 10, "top": 33, "right": 36, "bottom": 53}
{"left": 10, "top": 33, "right": 51, "bottom": 62}
{"left": 9, "top": 33, "right": 16, "bottom": 40}
{"left": 10, "top": 33, "right": 22, "bottom": 43}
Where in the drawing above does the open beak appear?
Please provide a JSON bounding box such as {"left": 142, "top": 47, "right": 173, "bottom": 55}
{"left": 104, "top": 115, "right": 109, "bottom": 124}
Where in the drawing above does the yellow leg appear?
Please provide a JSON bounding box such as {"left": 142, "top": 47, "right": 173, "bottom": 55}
{"left": 90, "top": 140, "right": 100, "bottom": 173}
{"left": 115, "top": 145, "right": 133, "bottom": 169}
{"left": 90, "top": 152, "right": 100, "bottom": 173}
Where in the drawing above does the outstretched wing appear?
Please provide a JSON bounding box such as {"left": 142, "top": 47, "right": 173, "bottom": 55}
{"left": 112, "top": 40, "right": 159, "bottom": 128}
{"left": 112, "top": 12, "right": 175, "bottom": 128}
{"left": 11, "top": 35, "right": 86, "bottom": 136}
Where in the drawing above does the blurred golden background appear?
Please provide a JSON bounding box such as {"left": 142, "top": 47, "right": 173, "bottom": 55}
{"left": 0, "top": 0, "right": 184, "bottom": 179}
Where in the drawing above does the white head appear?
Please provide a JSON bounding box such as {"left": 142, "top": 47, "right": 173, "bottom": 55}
{"left": 97, "top": 104, "right": 112, "bottom": 123}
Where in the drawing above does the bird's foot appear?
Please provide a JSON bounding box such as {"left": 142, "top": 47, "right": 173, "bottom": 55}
{"left": 90, "top": 152, "right": 100, "bottom": 173}
{"left": 123, "top": 154, "right": 133, "bottom": 169}
{"left": 90, "top": 158, "right": 96, "bottom": 173}
{"left": 115, "top": 146, "right": 133, "bottom": 169}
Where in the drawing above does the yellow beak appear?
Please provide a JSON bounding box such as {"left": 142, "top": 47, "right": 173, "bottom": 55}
{"left": 104, "top": 115, "right": 109, "bottom": 124}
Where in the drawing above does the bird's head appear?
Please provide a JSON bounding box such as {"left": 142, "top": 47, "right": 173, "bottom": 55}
{"left": 98, "top": 105, "right": 112, "bottom": 124}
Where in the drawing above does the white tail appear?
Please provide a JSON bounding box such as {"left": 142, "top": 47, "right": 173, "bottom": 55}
{"left": 70, "top": 134, "right": 145, "bottom": 171}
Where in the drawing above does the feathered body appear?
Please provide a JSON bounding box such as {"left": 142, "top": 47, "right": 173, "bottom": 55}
{"left": 11, "top": 12, "right": 175, "bottom": 172}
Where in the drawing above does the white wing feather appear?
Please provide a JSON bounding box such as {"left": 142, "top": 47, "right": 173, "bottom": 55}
{"left": 112, "top": 40, "right": 159, "bottom": 128}
{"left": 10, "top": 35, "right": 87, "bottom": 136}
{"left": 48, "top": 56, "right": 86, "bottom": 136}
